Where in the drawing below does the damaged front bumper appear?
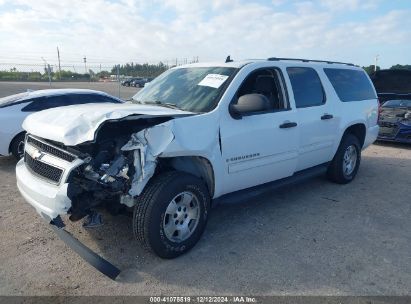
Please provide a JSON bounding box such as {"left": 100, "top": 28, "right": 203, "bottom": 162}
{"left": 377, "top": 122, "right": 411, "bottom": 143}
{"left": 17, "top": 159, "right": 121, "bottom": 279}
{"left": 16, "top": 159, "right": 72, "bottom": 220}
{"left": 15, "top": 121, "right": 179, "bottom": 279}
{"left": 49, "top": 215, "right": 121, "bottom": 280}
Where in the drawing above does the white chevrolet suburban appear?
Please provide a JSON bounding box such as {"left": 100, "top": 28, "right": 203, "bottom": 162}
{"left": 16, "top": 58, "right": 379, "bottom": 278}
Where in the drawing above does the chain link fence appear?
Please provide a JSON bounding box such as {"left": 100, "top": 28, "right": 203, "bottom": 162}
{"left": 0, "top": 58, "right": 198, "bottom": 82}
{"left": 0, "top": 58, "right": 199, "bottom": 99}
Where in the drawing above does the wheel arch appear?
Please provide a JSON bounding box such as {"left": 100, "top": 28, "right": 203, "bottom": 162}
{"left": 8, "top": 131, "right": 26, "bottom": 154}
{"left": 159, "top": 156, "right": 215, "bottom": 198}
{"left": 341, "top": 123, "right": 366, "bottom": 148}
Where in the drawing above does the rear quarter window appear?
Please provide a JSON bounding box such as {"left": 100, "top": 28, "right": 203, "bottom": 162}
{"left": 22, "top": 96, "right": 68, "bottom": 112}
{"left": 324, "top": 68, "right": 376, "bottom": 102}
{"left": 22, "top": 94, "right": 122, "bottom": 111}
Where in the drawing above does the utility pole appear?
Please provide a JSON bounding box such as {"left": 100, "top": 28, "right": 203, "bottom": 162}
{"left": 375, "top": 54, "right": 379, "bottom": 72}
{"left": 41, "top": 57, "right": 51, "bottom": 87}
{"left": 57, "top": 46, "right": 61, "bottom": 80}
{"left": 41, "top": 57, "right": 52, "bottom": 87}
{"left": 117, "top": 64, "right": 121, "bottom": 98}
{"left": 83, "top": 56, "right": 87, "bottom": 74}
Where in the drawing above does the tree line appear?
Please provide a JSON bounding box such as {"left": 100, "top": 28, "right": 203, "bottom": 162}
{"left": 112, "top": 62, "right": 169, "bottom": 78}
{"left": 1, "top": 62, "right": 410, "bottom": 82}
{"left": 362, "top": 64, "right": 411, "bottom": 75}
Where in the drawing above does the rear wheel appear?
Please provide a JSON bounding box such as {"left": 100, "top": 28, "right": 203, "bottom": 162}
{"left": 133, "top": 171, "right": 210, "bottom": 258}
{"left": 327, "top": 134, "right": 361, "bottom": 184}
{"left": 10, "top": 133, "right": 26, "bottom": 160}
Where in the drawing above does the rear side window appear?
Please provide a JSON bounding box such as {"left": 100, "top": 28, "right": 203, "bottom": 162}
{"left": 287, "top": 67, "right": 325, "bottom": 108}
{"left": 324, "top": 68, "right": 376, "bottom": 102}
{"left": 68, "top": 94, "right": 122, "bottom": 104}
{"left": 22, "top": 94, "right": 121, "bottom": 112}
{"left": 22, "top": 96, "right": 69, "bottom": 112}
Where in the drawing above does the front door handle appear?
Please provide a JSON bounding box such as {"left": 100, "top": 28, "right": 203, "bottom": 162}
{"left": 321, "top": 114, "right": 334, "bottom": 120}
{"left": 279, "top": 122, "right": 297, "bottom": 129}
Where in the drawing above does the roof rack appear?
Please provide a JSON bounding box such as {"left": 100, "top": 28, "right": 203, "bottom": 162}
{"left": 267, "top": 57, "right": 356, "bottom": 66}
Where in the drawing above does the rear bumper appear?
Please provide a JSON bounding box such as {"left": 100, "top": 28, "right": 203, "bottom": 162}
{"left": 363, "top": 125, "right": 379, "bottom": 149}
{"left": 16, "top": 159, "right": 72, "bottom": 220}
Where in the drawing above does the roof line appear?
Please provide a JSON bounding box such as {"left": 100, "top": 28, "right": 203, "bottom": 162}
{"left": 267, "top": 57, "right": 357, "bottom": 66}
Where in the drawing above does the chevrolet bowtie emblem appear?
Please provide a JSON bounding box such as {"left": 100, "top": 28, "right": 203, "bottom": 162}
{"left": 32, "top": 149, "right": 44, "bottom": 160}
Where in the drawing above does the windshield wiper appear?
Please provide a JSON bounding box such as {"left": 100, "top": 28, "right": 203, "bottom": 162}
{"left": 142, "top": 100, "right": 183, "bottom": 110}
{"left": 158, "top": 102, "right": 183, "bottom": 110}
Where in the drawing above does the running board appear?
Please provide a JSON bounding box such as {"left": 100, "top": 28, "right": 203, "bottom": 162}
{"left": 214, "top": 163, "right": 329, "bottom": 205}
{"left": 49, "top": 219, "right": 120, "bottom": 280}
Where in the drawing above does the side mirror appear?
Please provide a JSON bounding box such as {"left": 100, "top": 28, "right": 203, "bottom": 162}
{"left": 229, "top": 94, "right": 271, "bottom": 119}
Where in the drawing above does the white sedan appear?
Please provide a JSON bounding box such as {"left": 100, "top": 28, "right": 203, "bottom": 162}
{"left": 0, "top": 89, "right": 124, "bottom": 159}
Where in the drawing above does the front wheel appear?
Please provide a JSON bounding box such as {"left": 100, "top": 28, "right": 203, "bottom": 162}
{"left": 133, "top": 171, "right": 210, "bottom": 258}
{"left": 327, "top": 134, "right": 361, "bottom": 184}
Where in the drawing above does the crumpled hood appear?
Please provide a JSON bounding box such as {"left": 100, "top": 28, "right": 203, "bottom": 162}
{"left": 23, "top": 103, "right": 192, "bottom": 146}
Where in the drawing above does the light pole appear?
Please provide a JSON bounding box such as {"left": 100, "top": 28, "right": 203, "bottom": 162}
{"left": 83, "top": 56, "right": 87, "bottom": 74}
{"left": 375, "top": 54, "right": 379, "bottom": 73}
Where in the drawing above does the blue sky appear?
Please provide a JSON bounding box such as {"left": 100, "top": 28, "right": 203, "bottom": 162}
{"left": 0, "top": 0, "right": 410, "bottom": 69}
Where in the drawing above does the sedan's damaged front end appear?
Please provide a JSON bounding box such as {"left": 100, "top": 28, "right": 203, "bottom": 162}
{"left": 378, "top": 100, "right": 411, "bottom": 143}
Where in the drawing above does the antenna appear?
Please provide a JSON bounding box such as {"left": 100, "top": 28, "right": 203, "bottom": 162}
{"left": 225, "top": 55, "right": 233, "bottom": 63}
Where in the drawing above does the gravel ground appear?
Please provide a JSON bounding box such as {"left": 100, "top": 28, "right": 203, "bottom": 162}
{"left": 0, "top": 143, "right": 410, "bottom": 296}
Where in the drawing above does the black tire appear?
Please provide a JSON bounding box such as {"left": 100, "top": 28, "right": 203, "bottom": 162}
{"left": 126, "top": 83, "right": 130, "bottom": 87}
{"left": 10, "top": 133, "right": 26, "bottom": 160}
{"left": 327, "top": 134, "right": 361, "bottom": 184}
{"left": 133, "top": 171, "right": 210, "bottom": 259}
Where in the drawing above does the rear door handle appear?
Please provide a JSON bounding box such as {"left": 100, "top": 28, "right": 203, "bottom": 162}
{"left": 321, "top": 114, "right": 334, "bottom": 120}
{"left": 279, "top": 122, "right": 297, "bottom": 129}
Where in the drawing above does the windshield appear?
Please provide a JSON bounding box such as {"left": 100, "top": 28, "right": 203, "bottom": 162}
{"left": 132, "top": 67, "right": 236, "bottom": 112}
{"left": 383, "top": 99, "right": 411, "bottom": 108}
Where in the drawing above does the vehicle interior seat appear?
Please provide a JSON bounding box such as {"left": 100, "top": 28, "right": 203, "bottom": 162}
{"left": 253, "top": 75, "right": 280, "bottom": 109}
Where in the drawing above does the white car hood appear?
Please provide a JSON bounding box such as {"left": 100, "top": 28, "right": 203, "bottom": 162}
{"left": 23, "top": 103, "right": 192, "bottom": 146}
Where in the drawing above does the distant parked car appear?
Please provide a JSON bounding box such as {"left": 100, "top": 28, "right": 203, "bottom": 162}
{"left": 378, "top": 99, "right": 411, "bottom": 143}
{"left": 0, "top": 89, "right": 124, "bottom": 159}
{"left": 131, "top": 78, "right": 146, "bottom": 87}
{"left": 121, "top": 78, "right": 138, "bottom": 87}
{"left": 143, "top": 77, "right": 155, "bottom": 86}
